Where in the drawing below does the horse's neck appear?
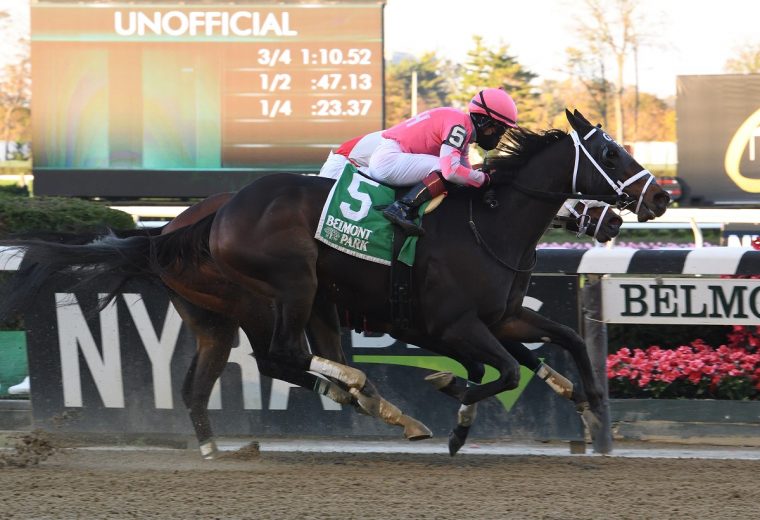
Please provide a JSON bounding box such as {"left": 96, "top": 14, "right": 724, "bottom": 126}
{"left": 512, "top": 137, "right": 576, "bottom": 195}
{"left": 491, "top": 139, "right": 576, "bottom": 248}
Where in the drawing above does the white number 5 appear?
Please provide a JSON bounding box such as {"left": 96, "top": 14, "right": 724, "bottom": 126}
{"left": 447, "top": 125, "right": 467, "bottom": 148}
{"left": 340, "top": 172, "right": 380, "bottom": 221}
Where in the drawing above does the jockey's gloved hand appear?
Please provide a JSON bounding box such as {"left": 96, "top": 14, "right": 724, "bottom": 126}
{"left": 481, "top": 171, "right": 492, "bottom": 187}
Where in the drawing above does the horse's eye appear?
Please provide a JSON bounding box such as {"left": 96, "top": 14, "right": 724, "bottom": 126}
{"left": 601, "top": 146, "right": 618, "bottom": 167}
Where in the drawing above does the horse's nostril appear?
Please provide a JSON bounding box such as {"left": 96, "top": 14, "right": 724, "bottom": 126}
{"left": 655, "top": 192, "right": 671, "bottom": 207}
{"left": 609, "top": 217, "right": 623, "bottom": 227}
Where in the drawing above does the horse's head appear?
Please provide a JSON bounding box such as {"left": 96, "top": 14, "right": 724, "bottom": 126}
{"left": 557, "top": 199, "right": 623, "bottom": 243}
{"left": 565, "top": 109, "right": 670, "bottom": 222}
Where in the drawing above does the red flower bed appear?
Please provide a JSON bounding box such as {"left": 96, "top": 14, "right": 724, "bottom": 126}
{"left": 607, "top": 337, "right": 760, "bottom": 400}
{"left": 608, "top": 241, "right": 760, "bottom": 399}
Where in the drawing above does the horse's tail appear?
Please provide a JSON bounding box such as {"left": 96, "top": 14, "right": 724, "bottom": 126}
{"left": 0, "top": 215, "right": 214, "bottom": 321}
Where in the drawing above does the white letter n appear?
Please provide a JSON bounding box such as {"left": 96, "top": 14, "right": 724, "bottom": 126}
{"left": 56, "top": 294, "right": 125, "bottom": 408}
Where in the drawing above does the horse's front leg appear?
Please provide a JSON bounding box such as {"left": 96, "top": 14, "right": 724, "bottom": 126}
{"left": 448, "top": 370, "right": 484, "bottom": 456}
{"left": 422, "top": 353, "right": 484, "bottom": 456}
{"left": 426, "top": 313, "right": 521, "bottom": 405}
{"left": 493, "top": 308, "right": 609, "bottom": 453}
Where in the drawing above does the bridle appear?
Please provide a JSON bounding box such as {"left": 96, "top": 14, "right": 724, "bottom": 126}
{"left": 570, "top": 128, "right": 656, "bottom": 214}
{"left": 507, "top": 128, "right": 656, "bottom": 214}
{"left": 471, "top": 125, "right": 653, "bottom": 272}
{"left": 554, "top": 199, "right": 612, "bottom": 240}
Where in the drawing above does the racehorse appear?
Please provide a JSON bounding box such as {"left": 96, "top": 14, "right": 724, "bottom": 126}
{"left": 0, "top": 109, "right": 667, "bottom": 456}
{"left": 170, "top": 189, "right": 625, "bottom": 455}
{"left": 158, "top": 190, "right": 624, "bottom": 456}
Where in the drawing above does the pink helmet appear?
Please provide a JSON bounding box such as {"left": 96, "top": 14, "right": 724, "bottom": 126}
{"left": 468, "top": 88, "right": 518, "bottom": 128}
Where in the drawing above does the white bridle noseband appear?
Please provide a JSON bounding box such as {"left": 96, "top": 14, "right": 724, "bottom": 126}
{"left": 557, "top": 198, "right": 611, "bottom": 239}
{"left": 570, "top": 128, "right": 655, "bottom": 215}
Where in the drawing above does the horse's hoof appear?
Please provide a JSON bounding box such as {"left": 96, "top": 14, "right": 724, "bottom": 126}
{"left": 582, "top": 409, "right": 602, "bottom": 433}
{"left": 448, "top": 428, "right": 468, "bottom": 457}
{"left": 578, "top": 401, "right": 613, "bottom": 454}
{"left": 424, "top": 371, "right": 454, "bottom": 390}
{"left": 577, "top": 402, "right": 602, "bottom": 433}
{"left": 199, "top": 440, "right": 219, "bottom": 460}
{"left": 402, "top": 417, "right": 433, "bottom": 441}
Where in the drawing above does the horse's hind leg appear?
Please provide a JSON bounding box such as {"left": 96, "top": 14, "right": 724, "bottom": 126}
{"left": 173, "top": 297, "right": 238, "bottom": 459}
{"left": 181, "top": 332, "right": 237, "bottom": 459}
{"left": 304, "top": 301, "right": 432, "bottom": 440}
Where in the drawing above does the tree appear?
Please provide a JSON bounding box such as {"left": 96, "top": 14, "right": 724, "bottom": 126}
{"left": 564, "top": 46, "right": 611, "bottom": 128}
{"left": 0, "top": 53, "right": 31, "bottom": 160}
{"left": 622, "top": 91, "right": 674, "bottom": 142}
{"left": 385, "top": 52, "right": 455, "bottom": 126}
{"left": 535, "top": 77, "right": 607, "bottom": 130}
{"left": 573, "top": 0, "right": 653, "bottom": 143}
{"left": 724, "top": 42, "right": 760, "bottom": 74}
{"left": 454, "top": 36, "right": 540, "bottom": 127}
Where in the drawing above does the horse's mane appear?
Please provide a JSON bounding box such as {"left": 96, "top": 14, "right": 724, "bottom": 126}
{"left": 487, "top": 127, "right": 568, "bottom": 173}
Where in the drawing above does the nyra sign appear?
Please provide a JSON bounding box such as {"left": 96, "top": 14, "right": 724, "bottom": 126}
{"left": 602, "top": 277, "right": 760, "bottom": 325}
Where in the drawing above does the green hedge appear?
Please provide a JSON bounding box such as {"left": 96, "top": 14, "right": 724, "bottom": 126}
{"left": 0, "top": 190, "right": 135, "bottom": 236}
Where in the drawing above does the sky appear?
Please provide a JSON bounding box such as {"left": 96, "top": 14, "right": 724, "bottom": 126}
{"left": 383, "top": 0, "right": 760, "bottom": 98}
{"left": 1, "top": 0, "right": 759, "bottom": 98}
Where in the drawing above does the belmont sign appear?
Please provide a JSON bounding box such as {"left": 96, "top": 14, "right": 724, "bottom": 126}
{"left": 602, "top": 277, "right": 760, "bottom": 324}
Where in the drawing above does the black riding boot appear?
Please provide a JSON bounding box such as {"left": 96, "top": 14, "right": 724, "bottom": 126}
{"left": 383, "top": 172, "right": 446, "bottom": 236}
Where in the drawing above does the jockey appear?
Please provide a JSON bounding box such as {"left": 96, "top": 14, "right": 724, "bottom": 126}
{"left": 318, "top": 131, "right": 383, "bottom": 179}
{"left": 368, "top": 88, "right": 518, "bottom": 236}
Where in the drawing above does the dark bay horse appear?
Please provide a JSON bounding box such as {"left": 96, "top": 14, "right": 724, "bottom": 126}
{"left": 4, "top": 193, "right": 621, "bottom": 459}
{"left": 0, "top": 109, "right": 667, "bottom": 456}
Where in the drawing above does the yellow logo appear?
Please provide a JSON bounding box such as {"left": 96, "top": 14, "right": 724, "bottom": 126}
{"left": 724, "top": 108, "right": 760, "bottom": 192}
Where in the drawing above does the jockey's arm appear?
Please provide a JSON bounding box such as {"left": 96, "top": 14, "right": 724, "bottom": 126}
{"left": 439, "top": 143, "right": 488, "bottom": 187}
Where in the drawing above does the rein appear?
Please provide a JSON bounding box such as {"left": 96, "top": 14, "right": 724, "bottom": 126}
{"left": 467, "top": 197, "right": 537, "bottom": 273}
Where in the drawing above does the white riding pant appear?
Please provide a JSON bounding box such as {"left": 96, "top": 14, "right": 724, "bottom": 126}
{"left": 318, "top": 151, "right": 350, "bottom": 179}
{"left": 367, "top": 138, "right": 439, "bottom": 186}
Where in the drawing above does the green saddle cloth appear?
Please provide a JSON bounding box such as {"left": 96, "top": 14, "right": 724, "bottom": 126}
{"left": 314, "top": 164, "right": 424, "bottom": 266}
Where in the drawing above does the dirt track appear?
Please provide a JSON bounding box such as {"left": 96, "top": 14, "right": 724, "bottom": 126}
{"left": 2, "top": 441, "right": 760, "bottom": 519}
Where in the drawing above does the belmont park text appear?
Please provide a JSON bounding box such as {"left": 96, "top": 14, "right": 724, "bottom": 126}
{"left": 324, "top": 215, "right": 374, "bottom": 251}
{"left": 114, "top": 11, "right": 298, "bottom": 37}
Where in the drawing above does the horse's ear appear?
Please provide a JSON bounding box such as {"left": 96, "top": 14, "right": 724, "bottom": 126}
{"left": 573, "top": 109, "right": 593, "bottom": 127}
{"left": 565, "top": 108, "right": 586, "bottom": 131}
